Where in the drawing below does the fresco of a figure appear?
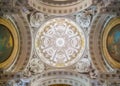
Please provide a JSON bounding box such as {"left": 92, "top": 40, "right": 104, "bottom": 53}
{"left": 0, "top": 24, "right": 13, "bottom": 63}
{"left": 107, "top": 24, "right": 120, "bottom": 62}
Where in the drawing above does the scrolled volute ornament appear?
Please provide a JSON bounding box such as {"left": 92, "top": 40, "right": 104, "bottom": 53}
{"left": 30, "top": 12, "right": 45, "bottom": 28}
{"left": 76, "top": 12, "right": 92, "bottom": 29}
{"left": 75, "top": 58, "right": 91, "bottom": 73}
{"left": 23, "top": 56, "right": 45, "bottom": 77}
{"left": 29, "top": 58, "right": 45, "bottom": 75}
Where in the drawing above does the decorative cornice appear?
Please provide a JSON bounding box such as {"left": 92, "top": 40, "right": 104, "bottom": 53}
{"left": 28, "top": 0, "right": 94, "bottom": 15}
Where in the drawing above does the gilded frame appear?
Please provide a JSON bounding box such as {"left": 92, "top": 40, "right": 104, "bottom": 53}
{"left": 102, "top": 17, "right": 120, "bottom": 68}
{"left": 0, "top": 17, "right": 19, "bottom": 68}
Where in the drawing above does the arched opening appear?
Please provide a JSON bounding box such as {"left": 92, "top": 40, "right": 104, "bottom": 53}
{"left": 49, "top": 84, "right": 71, "bottom": 86}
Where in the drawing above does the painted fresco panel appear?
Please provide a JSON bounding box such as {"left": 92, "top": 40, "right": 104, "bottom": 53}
{"left": 107, "top": 24, "right": 120, "bottom": 62}
{"left": 0, "top": 24, "right": 13, "bottom": 63}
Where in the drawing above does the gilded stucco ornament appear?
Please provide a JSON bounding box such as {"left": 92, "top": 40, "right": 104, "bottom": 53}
{"left": 76, "top": 12, "right": 91, "bottom": 29}
{"left": 29, "top": 58, "right": 44, "bottom": 74}
{"left": 23, "top": 54, "right": 45, "bottom": 77}
{"left": 75, "top": 57, "right": 91, "bottom": 73}
{"left": 35, "top": 18, "right": 85, "bottom": 67}
{"left": 30, "top": 12, "right": 45, "bottom": 28}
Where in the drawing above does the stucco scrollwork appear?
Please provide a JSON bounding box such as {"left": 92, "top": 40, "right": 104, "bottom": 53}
{"left": 75, "top": 57, "right": 91, "bottom": 73}
{"left": 76, "top": 12, "right": 91, "bottom": 29}
{"left": 29, "top": 58, "right": 45, "bottom": 74}
{"left": 23, "top": 55, "right": 45, "bottom": 77}
{"left": 30, "top": 12, "right": 45, "bottom": 28}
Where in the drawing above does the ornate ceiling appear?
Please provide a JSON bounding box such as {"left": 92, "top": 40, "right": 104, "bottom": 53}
{"left": 0, "top": 0, "right": 120, "bottom": 86}
{"left": 35, "top": 18, "right": 85, "bottom": 67}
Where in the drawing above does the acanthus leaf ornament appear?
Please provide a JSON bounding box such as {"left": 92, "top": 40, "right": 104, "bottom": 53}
{"left": 23, "top": 54, "right": 45, "bottom": 77}
{"left": 30, "top": 12, "right": 45, "bottom": 28}
{"left": 75, "top": 57, "right": 91, "bottom": 73}
{"left": 76, "top": 12, "right": 92, "bottom": 29}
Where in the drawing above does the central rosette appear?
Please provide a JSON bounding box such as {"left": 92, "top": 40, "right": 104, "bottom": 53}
{"left": 56, "top": 38, "right": 65, "bottom": 47}
{"left": 35, "top": 18, "right": 85, "bottom": 67}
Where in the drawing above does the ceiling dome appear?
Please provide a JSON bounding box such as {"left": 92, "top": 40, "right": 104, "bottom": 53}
{"left": 35, "top": 18, "right": 85, "bottom": 67}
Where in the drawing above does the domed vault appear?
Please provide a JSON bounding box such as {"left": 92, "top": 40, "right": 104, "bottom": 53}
{"left": 0, "top": 0, "right": 120, "bottom": 86}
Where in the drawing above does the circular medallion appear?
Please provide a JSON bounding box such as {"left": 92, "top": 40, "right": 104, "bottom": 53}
{"left": 107, "top": 24, "right": 120, "bottom": 62}
{"left": 0, "top": 17, "right": 19, "bottom": 68}
{"left": 102, "top": 17, "right": 120, "bottom": 68}
{"left": 35, "top": 18, "right": 85, "bottom": 67}
{"left": 0, "top": 24, "right": 14, "bottom": 63}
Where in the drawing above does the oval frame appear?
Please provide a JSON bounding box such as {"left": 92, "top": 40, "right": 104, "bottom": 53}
{"left": 0, "top": 17, "right": 19, "bottom": 68}
{"left": 102, "top": 17, "right": 120, "bottom": 68}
